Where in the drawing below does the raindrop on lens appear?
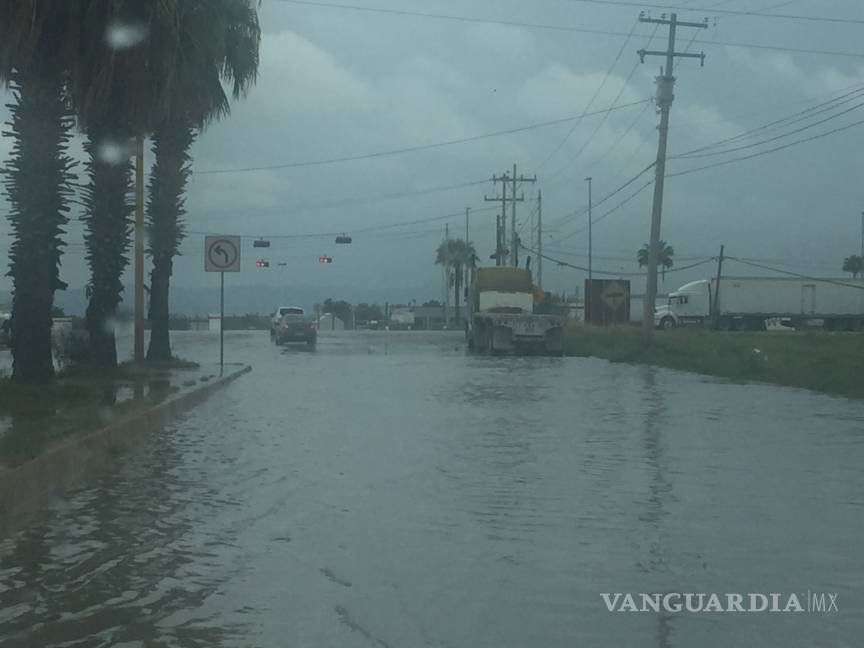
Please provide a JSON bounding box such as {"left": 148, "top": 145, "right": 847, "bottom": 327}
{"left": 96, "top": 140, "right": 133, "bottom": 166}
{"left": 105, "top": 22, "right": 148, "bottom": 50}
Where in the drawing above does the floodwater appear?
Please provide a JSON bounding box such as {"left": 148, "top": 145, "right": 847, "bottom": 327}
{"left": 1, "top": 330, "right": 863, "bottom": 647}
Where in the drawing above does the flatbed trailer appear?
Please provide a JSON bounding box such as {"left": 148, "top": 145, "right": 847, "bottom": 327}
{"left": 469, "top": 311, "right": 565, "bottom": 354}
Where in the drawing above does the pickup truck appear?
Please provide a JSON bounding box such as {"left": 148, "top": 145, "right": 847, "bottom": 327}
{"left": 274, "top": 309, "right": 317, "bottom": 349}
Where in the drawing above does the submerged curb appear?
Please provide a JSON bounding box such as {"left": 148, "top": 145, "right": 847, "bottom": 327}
{"left": 0, "top": 364, "right": 252, "bottom": 535}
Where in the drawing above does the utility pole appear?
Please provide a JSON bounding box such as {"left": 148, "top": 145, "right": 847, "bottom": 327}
{"left": 712, "top": 244, "right": 724, "bottom": 330}
{"left": 586, "top": 177, "right": 593, "bottom": 284}
{"left": 134, "top": 133, "right": 145, "bottom": 362}
{"left": 860, "top": 211, "right": 863, "bottom": 258}
{"left": 537, "top": 190, "right": 543, "bottom": 289}
{"left": 444, "top": 223, "right": 450, "bottom": 327}
{"left": 485, "top": 172, "right": 512, "bottom": 266}
{"left": 637, "top": 12, "right": 707, "bottom": 338}
{"left": 510, "top": 164, "right": 537, "bottom": 267}
{"left": 465, "top": 206, "right": 470, "bottom": 243}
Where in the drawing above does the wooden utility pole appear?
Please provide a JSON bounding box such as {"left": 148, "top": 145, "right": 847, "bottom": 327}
{"left": 444, "top": 223, "right": 450, "bottom": 327}
{"left": 134, "top": 133, "right": 145, "bottom": 362}
{"left": 537, "top": 190, "right": 543, "bottom": 289}
{"left": 712, "top": 244, "right": 725, "bottom": 330}
{"left": 637, "top": 12, "right": 707, "bottom": 338}
{"left": 485, "top": 172, "right": 512, "bottom": 266}
{"left": 586, "top": 177, "right": 593, "bottom": 284}
{"left": 510, "top": 164, "right": 537, "bottom": 267}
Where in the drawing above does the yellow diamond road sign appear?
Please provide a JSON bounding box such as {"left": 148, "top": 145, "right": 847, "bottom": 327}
{"left": 600, "top": 281, "right": 626, "bottom": 311}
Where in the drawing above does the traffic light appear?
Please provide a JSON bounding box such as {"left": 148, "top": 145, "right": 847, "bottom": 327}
{"left": 253, "top": 239, "right": 271, "bottom": 248}
{"left": 318, "top": 256, "right": 333, "bottom": 264}
{"left": 335, "top": 234, "right": 352, "bottom": 244}
{"left": 255, "top": 259, "right": 270, "bottom": 268}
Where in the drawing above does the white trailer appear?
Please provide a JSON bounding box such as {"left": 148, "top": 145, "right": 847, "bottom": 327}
{"left": 654, "top": 277, "right": 864, "bottom": 331}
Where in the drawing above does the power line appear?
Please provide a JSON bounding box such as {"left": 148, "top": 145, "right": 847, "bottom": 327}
{"left": 668, "top": 116, "right": 864, "bottom": 178}
{"left": 546, "top": 162, "right": 656, "bottom": 231}
{"left": 556, "top": 178, "right": 655, "bottom": 242}
{"left": 557, "top": 0, "right": 864, "bottom": 25}
{"left": 199, "top": 178, "right": 492, "bottom": 216}
{"left": 540, "top": 23, "right": 660, "bottom": 189}
{"left": 274, "top": 0, "right": 864, "bottom": 58}
{"left": 275, "top": 0, "right": 647, "bottom": 35}
{"left": 533, "top": 18, "right": 641, "bottom": 172}
{"left": 673, "top": 99, "right": 864, "bottom": 160}
{"left": 521, "top": 242, "right": 714, "bottom": 276}
{"left": 194, "top": 98, "right": 650, "bottom": 175}
{"left": 725, "top": 257, "right": 864, "bottom": 290}
{"left": 673, "top": 87, "right": 864, "bottom": 158}
{"left": 186, "top": 205, "right": 501, "bottom": 240}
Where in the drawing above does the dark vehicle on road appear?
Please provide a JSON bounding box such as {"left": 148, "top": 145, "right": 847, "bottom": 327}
{"left": 274, "top": 312, "right": 317, "bottom": 349}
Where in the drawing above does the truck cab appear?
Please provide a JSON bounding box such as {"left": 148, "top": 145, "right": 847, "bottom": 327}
{"left": 654, "top": 280, "right": 711, "bottom": 329}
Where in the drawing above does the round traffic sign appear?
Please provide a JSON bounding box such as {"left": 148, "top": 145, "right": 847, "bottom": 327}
{"left": 207, "top": 238, "right": 239, "bottom": 270}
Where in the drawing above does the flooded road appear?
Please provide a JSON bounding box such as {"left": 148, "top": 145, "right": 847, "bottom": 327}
{"left": 1, "top": 330, "right": 863, "bottom": 647}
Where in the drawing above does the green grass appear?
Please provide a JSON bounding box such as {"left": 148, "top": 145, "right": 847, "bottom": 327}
{"left": 564, "top": 324, "right": 864, "bottom": 399}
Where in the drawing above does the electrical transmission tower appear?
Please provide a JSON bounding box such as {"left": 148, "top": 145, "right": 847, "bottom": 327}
{"left": 637, "top": 11, "right": 708, "bottom": 337}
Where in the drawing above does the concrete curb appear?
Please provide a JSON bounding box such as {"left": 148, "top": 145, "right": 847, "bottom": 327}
{"left": 0, "top": 364, "right": 252, "bottom": 535}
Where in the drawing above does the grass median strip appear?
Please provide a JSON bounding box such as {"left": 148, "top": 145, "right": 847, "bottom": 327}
{"left": 563, "top": 324, "right": 864, "bottom": 399}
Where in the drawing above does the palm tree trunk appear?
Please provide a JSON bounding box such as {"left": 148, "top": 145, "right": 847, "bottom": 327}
{"left": 82, "top": 127, "right": 134, "bottom": 368}
{"left": 3, "top": 67, "right": 73, "bottom": 383}
{"left": 146, "top": 117, "right": 195, "bottom": 362}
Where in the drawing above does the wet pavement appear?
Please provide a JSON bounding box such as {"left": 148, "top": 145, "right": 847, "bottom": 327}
{"left": 1, "top": 330, "right": 863, "bottom": 647}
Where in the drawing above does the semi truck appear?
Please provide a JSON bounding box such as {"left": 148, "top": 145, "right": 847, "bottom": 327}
{"left": 654, "top": 276, "right": 864, "bottom": 331}
{"left": 467, "top": 267, "right": 565, "bottom": 354}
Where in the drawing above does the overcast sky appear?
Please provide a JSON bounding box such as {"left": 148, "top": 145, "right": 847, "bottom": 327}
{"left": 2, "top": 0, "right": 864, "bottom": 306}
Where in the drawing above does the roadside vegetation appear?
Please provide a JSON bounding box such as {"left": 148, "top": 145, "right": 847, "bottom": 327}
{"left": 564, "top": 324, "right": 864, "bottom": 399}
{"left": 0, "top": 0, "right": 261, "bottom": 383}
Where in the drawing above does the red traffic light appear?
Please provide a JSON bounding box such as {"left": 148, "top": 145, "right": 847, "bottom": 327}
{"left": 318, "top": 256, "right": 333, "bottom": 264}
{"left": 255, "top": 259, "right": 270, "bottom": 268}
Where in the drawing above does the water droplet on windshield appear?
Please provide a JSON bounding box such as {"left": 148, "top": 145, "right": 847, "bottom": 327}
{"left": 101, "top": 316, "right": 119, "bottom": 336}
{"left": 105, "top": 22, "right": 148, "bottom": 50}
{"left": 96, "top": 139, "right": 134, "bottom": 165}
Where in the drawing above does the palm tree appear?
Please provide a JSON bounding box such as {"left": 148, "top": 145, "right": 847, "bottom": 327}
{"left": 0, "top": 1, "right": 79, "bottom": 383}
{"left": 435, "top": 239, "right": 478, "bottom": 322}
{"left": 69, "top": 0, "right": 167, "bottom": 368}
{"left": 842, "top": 255, "right": 863, "bottom": 279}
{"left": 145, "top": 0, "right": 261, "bottom": 362}
{"left": 637, "top": 240, "right": 675, "bottom": 281}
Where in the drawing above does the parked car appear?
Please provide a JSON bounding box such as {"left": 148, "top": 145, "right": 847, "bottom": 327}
{"left": 274, "top": 312, "right": 317, "bottom": 349}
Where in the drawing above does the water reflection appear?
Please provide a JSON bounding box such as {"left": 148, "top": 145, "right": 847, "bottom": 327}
{"left": 1, "top": 332, "right": 864, "bottom": 647}
{"left": 636, "top": 366, "right": 675, "bottom": 648}
{"left": 0, "top": 422, "right": 249, "bottom": 647}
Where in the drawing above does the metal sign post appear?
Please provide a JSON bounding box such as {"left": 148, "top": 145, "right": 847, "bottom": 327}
{"left": 205, "top": 235, "right": 241, "bottom": 372}
{"left": 220, "top": 271, "right": 225, "bottom": 371}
